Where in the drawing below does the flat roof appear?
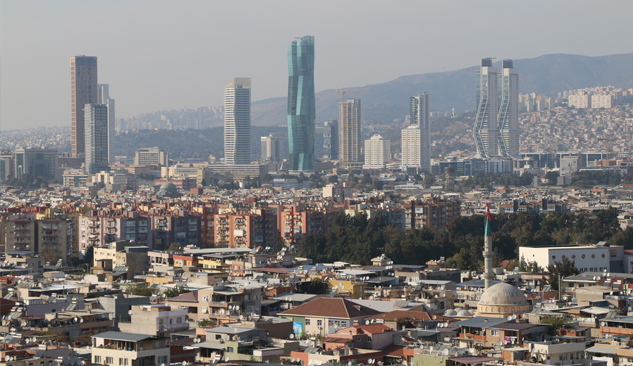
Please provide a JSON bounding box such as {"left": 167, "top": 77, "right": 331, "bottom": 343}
{"left": 93, "top": 331, "right": 153, "bottom": 342}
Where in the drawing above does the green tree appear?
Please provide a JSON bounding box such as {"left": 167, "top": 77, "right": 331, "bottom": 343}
{"left": 547, "top": 257, "right": 579, "bottom": 291}
{"left": 168, "top": 242, "right": 181, "bottom": 251}
{"left": 163, "top": 285, "right": 188, "bottom": 298}
{"left": 540, "top": 316, "right": 573, "bottom": 335}
{"left": 127, "top": 283, "right": 155, "bottom": 297}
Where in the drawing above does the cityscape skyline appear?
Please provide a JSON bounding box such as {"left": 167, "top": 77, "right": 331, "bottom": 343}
{"left": 3, "top": 1, "right": 633, "bottom": 130}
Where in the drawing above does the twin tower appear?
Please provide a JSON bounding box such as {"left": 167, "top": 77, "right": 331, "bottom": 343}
{"left": 473, "top": 58, "right": 519, "bottom": 159}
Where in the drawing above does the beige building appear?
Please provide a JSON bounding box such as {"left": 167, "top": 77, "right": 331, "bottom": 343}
{"left": 93, "top": 240, "right": 149, "bottom": 275}
{"left": 167, "top": 285, "right": 262, "bottom": 323}
{"left": 118, "top": 305, "right": 188, "bottom": 336}
{"left": 92, "top": 331, "right": 170, "bottom": 366}
{"left": 2, "top": 217, "right": 70, "bottom": 265}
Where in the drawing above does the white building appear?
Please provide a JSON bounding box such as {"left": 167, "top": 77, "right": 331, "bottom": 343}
{"left": 224, "top": 78, "right": 251, "bottom": 165}
{"left": 519, "top": 244, "right": 624, "bottom": 273}
{"left": 261, "top": 134, "right": 282, "bottom": 162}
{"left": 497, "top": 60, "right": 519, "bottom": 156}
{"left": 363, "top": 134, "right": 390, "bottom": 169}
{"left": 84, "top": 103, "right": 109, "bottom": 174}
{"left": 591, "top": 93, "right": 614, "bottom": 109}
{"left": 135, "top": 147, "right": 168, "bottom": 166}
{"left": 568, "top": 93, "right": 591, "bottom": 108}
{"left": 474, "top": 58, "right": 498, "bottom": 158}
{"left": 404, "top": 92, "right": 431, "bottom": 172}
{"left": 340, "top": 99, "right": 362, "bottom": 168}
{"left": 98, "top": 84, "right": 116, "bottom": 162}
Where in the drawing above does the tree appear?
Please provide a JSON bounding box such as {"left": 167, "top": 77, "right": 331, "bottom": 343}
{"left": 547, "top": 257, "right": 579, "bottom": 291}
{"left": 168, "top": 242, "right": 181, "bottom": 252}
{"left": 199, "top": 319, "right": 217, "bottom": 327}
{"left": 163, "top": 285, "right": 188, "bottom": 298}
{"left": 305, "top": 278, "right": 327, "bottom": 295}
{"left": 127, "top": 283, "right": 155, "bottom": 297}
{"left": 540, "top": 316, "right": 572, "bottom": 335}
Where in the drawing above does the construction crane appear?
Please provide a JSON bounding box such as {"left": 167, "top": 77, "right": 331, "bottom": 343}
{"left": 335, "top": 88, "right": 373, "bottom": 168}
{"left": 597, "top": 137, "right": 616, "bottom": 160}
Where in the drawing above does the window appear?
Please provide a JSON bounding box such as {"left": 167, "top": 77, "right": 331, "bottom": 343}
{"left": 106, "top": 357, "right": 113, "bottom": 365}
{"left": 491, "top": 330, "right": 500, "bottom": 336}
{"left": 119, "top": 358, "right": 125, "bottom": 365}
{"left": 306, "top": 319, "right": 310, "bottom": 325}
{"left": 94, "top": 357, "right": 101, "bottom": 364}
{"left": 317, "top": 320, "right": 322, "bottom": 327}
{"left": 158, "top": 356, "right": 167, "bottom": 365}
{"left": 602, "top": 254, "right": 606, "bottom": 258}
{"left": 582, "top": 254, "right": 586, "bottom": 259}
{"left": 592, "top": 254, "right": 596, "bottom": 258}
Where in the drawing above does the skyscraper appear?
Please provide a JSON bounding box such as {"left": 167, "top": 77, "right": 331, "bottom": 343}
{"left": 497, "top": 60, "right": 519, "bottom": 156}
{"left": 323, "top": 120, "right": 339, "bottom": 160}
{"left": 71, "top": 56, "right": 98, "bottom": 157}
{"left": 474, "top": 58, "right": 498, "bottom": 159}
{"left": 84, "top": 104, "right": 109, "bottom": 174}
{"left": 287, "top": 36, "right": 315, "bottom": 172}
{"left": 98, "top": 84, "right": 116, "bottom": 162}
{"left": 363, "top": 134, "right": 390, "bottom": 169}
{"left": 339, "top": 99, "right": 361, "bottom": 168}
{"left": 405, "top": 93, "right": 431, "bottom": 172}
{"left": 224, "top": 78, "right": 251, "bottom": 165}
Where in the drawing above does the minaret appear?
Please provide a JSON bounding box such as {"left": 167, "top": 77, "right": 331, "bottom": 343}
{"left": 483, "top": 203, "right": 494, "bottom": 289}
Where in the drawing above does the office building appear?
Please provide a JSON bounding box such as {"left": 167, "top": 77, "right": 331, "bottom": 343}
{"left": 98, "top": 84, "right": 116, "bottom": 162}
{"left": 84, "top": 104, "right": 109, "bottom": 174}
{"left": 71, "top": 56, "right": 98, "bottom": 157}
{"left": 224, "top": 78, "right": 251, "bottom": 165}
{"left": 406, "top": 93, "right": 431, "bottom": 172}
{"left": 261, "top": 134, "right": 282, "bottom": 162}
{"left": 474, "top": 58, "right": 498, "bottom": 158}
{"left": 135, "top": 147, "right": 168, "bottom": 166}
{"left": 323, "top": 120, "right": 339, "bottom": 160}
{"left": 287, "top": 36, "right": 315, "bottom": 172}
{"left": 340, "top": 99, "right": 361, "bottom": 168}
{"left": 14, "top": 147, "right": 59, "bottom": 181}
{"left": 363, "top": 134, "right": 390, "bottom": 169}
{"left": 497, "top": 60, "right": 519, "bottom": 156}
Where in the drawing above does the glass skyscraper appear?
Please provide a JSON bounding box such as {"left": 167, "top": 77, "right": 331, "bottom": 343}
{"left": 287, "top": 36, "right": 315, "bottom": 172}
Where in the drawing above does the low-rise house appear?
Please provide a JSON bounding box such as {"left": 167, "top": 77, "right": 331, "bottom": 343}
{"left": 118, "top": 305, "right": 188, "bottom": 337}
{"left": 92, "top": 331, "right": 170, "bottom": 366}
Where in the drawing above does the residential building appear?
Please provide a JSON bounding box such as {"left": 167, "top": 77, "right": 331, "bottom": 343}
{"left": 404, "top": 196, "right": 461, "bottom": 230}
{"left": 261, "top": 134, "right": 282, "bottom": 162}
{"left": 287, "top": 35, "right": 316, "bottom": 172}
{"left": 568, "top": 92, "right": 591, "bottom": 108}
{"left": 71, "top": 55, "right": 98, "bottom": 157}
{"left": 519, "top": 244, "right": 624, "bottom": 273}
{"left": 167, "top": 285, "right": 263, "bottom": 323}
{"left": 340, "top": 99, "right": 362, "bottom": 168}
{"left": 497, "top": 60, "right": 519, "bottom": 156}
{"left": 134, "top": 147, "right": 168, "bottom": 166}
{"left": 92, "top": 331, "right": 170, "bottom": 366}
{"left": 93, "top": 240, "right": 150, "bottom": 275}
{"left": 118, "top": 305, "right": 188, "bottom": 337}
{"left": 84, "top": 103, "right": 109, "bottom": 174}
{"left": 224, "top": 78, "right": 251, "bottom": 165}
{"left": 408, "top": 92, "right": 431, "bottom": 172}
{"left": 98, "top": 84, "right": 116, "bottom": 162}
{"left": 14, "top": 147, "right": 59, "bottom": 182}
{"left": 474, "top": 58, "right": 498, "bottom": 158}
{"left": 363, "top": 134, "right": 390, "bottom": 169}
{"left": 323, "top": 119, "right": 339, "bottom": 160}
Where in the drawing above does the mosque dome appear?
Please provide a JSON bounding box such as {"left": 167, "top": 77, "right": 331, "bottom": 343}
{"left": 477, "top": 283, "right": 529, "bottom": 318}
{"left": 456, "top": 309, "right": 472, "bottom": 317}
{"left": 443, "top": 309, "right": 457, "bottom": 317}
{"left": 157, "top": 181, "right": 179, "bottom": 197}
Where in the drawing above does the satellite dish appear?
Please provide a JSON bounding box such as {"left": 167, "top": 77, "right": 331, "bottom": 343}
{"left": 291, "top": 358, "right": 295, "bottom": 362}
{"left": 507, "top": 315, "right": 513, "bottom": 321}
{"left": 128, "top": 310, "right": 133, "bottom": 315}
{"left": 224, "top": 357, "right": 229, "bottom": 362}
{"left": 195, "top": 356, "right": 200, "bottom": 362}
{"left": 4, "top": 356, "right": 9, "bottom": 362}
{"left": 504, "top": 340, "right": 508, "bottom": 345}
{"left": 366, "top": 320, "right": 370, "bottom": 325}
{"left": 183, "top": 362, "right": 188, "bottom": 366}
{"left": 512, "top": 314, "right": 517, "bottom": 320}
{"left": 235, "top": 306, "right": 240, "bottom": 311}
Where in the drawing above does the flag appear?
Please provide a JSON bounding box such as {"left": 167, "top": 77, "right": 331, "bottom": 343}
{"left": 485, "top": 202, "right": 493, "bottom": 222}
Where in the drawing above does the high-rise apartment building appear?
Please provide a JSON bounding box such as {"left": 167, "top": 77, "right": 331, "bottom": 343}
{"left": 339, "top": 99, "right": 361, "bottom": 168}
{"left": 84, "top": 104, "right": 109, "bottom": 174}
{"left": 287, "top": 36, "right": 315, "bottom": 172}
{"left": 71, "top": 56, "right": 98, "bottom": 157}
{"left": 135, "top": 147, "right": 169, "bottom": 166}
{"left": 474, "top": 58, "right": 498, "bottom": 159}
{"left": 363, "top": 134, "right": 390, "bottom": 169}
{"left": 14, "top": 147, "right": 59, "bottom": 181}
{"left": 405, "top": 93, "right": 431, "bottom": 172}
{"left": 323, "top": 120, "right": 339, "bottom": 160}
{"left": 497, "top": 60, "right": 519, "bottom": 157}
{"left": 98, "top": 84, "right": 116, "bottom": 162}
{"left": 224, "top": 78, "right": 251, "bottom": 165}
{"left": 261, "top": 134, "right": 282, "bottom": 162}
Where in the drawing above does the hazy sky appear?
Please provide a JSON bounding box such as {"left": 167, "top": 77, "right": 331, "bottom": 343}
{"left": 2, "top": 0, "right": 632, "bottom": 130}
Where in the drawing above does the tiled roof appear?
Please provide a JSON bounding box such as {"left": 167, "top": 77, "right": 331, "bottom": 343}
{"left": 367, "top": 310, "right": 445, "bottom": 322}
{"left": 278, "top": 297, "right": 381, "bottom": 318}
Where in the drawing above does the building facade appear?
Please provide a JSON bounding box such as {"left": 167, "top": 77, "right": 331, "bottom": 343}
{"left": 84, "top": 104, "right": 110, "bottom": 174}
{"left": 340, "top": 99, "right": 362, "bottom": 168}
{"left": 261, "top": 134, "right": 282, "bottom": 162}
{"left": 407, "top": 93, "right": 431, "bottom": 172}
{"left": 474, "top": 58, "right": 498, "bottom": 159}
{"left": 224, "top": 78, "right": 251, "bottom": 165}
{"left": 363, "top": 134, "right": 390, "bottom": 169}
{"left": 287, "top": 35, "right": 316, "bottom": 172}
{"left": 14, "top": 147, "right": 59, "bottom": 181}
{"left": 71, "top": 55, "right": 98, "bottom": 157}
{"left": 98, "top": 84, "right": 116, "bottom": 162}
{"left": 135, "top": 147, "right": 168, "bottom": 166}
{"left": 497, "top": 60, "right": 519, "bottom": 157}
{"left": 323, "top": 119, "right": 339, "bottom": 160}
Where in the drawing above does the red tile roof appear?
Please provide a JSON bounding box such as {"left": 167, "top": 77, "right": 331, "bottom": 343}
{"left": 339, "top": 324, "right": 393, "bottom": 334}
{"left": 279, "top": 297, "right": 381, "bottom": 319}
{"left": 366, "top": 310, "right": 445, "bottom": 322}
{"left": 168, "top": 291, "right": 198, "bottom": 302}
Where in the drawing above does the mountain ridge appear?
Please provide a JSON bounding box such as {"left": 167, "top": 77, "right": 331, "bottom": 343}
{"left": 252, "top": 52, "right": 633, "bottom": 126}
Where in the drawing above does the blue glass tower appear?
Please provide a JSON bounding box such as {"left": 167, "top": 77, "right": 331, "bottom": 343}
{"left": 287, "top": 36, "right": 315, "bottom": 171}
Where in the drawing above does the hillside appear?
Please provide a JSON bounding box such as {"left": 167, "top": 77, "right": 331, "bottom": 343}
{"left": 252, "top": 53, "right": 633, "bottom": 126}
